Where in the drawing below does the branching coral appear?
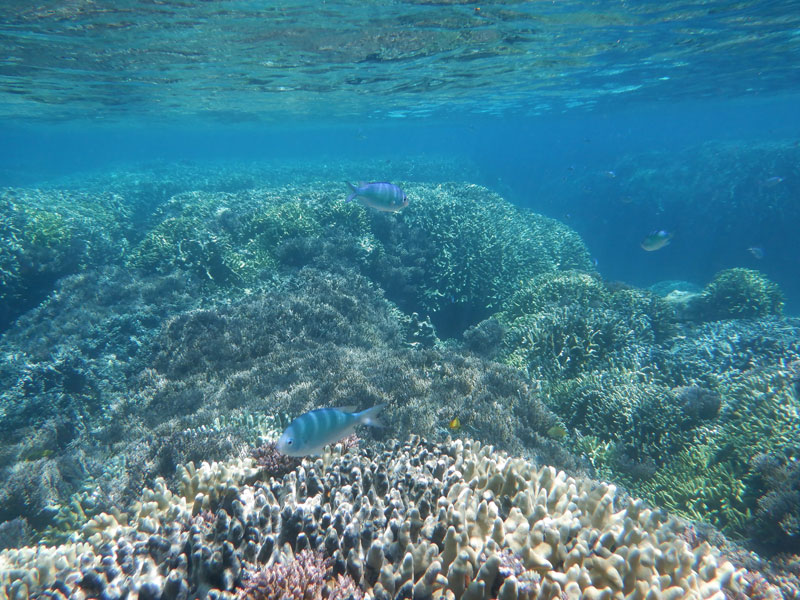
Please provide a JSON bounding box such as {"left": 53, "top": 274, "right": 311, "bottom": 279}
{"left": 387, "top": 183, "right": 593, "bottom": 330}
{"left": 543, "top": 369, "right": 695, "bottom": 469}
{"left": 127, "top": 190, "right": 257, "bottom": 285}
{"left": 617, "top": 362, "right": 800, "bottom": 543}
{"left": 127, "top": 183, "right": 382, "bottom": 295}
{"left": 0, "top": 438, "right": 746, "bottom": 600}
{"left": 239, "top": 550, "right": 362, "bottom": 600}
{"left": 126, "top": 181, "right": 592, "bottom": 337}
{"left": 696, "top": 268, "right": 784, "bottom": 321}
{"left": 0, "top": 188, "right": 131, "bottom": 330}
{"left": 622, "top": 435, "right": 752, "bottom": 535}
{"left": 495, "top": 271, "right": 674, "bottom": 379}
{"left": 749, "top": 450, "right": 800, "bottom": 554}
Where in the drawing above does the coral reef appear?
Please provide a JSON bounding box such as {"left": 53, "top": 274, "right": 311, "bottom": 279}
{"left": 0, "top": 438, "right": 746, "bottom": 600}
{"left": 0, "top": 188, "right": 131, "bottom": 331}
{"left": 2, "top": 169, "right": 798, "bottom": 594}
{"left": 695, "top": 268, "right": 784, "bottom": 321}
{"left": 641, "top": 317, "right": 800, "bottom": 386}
{"left": 617, "top": 270, "right": 781, "bottom": 326}
{"left": 749, "top": 450, "right": 800, "bottom": 554}
{"left": 492, "top": 270, "right": 800, "bottom": 547}
{"left": 494, "top": 271, "right": 674, "bottom": 379}
{"left": 649, "top": 268, "right": 785, "bottom": 324}
{"left": 543, "top": 370, "right": 697, "bottom": 470}
{"left": 0, "top": 265, "right": 568, "bottom": 538}
{"left": 120, "top": 266, "right": 570, "bottom": 495}
{"left": 0, "top": 267, "right": 204, "bottom": 528}
{"left": 127, "top": 181, "right": 592, "bottom": 336}
{"left": 389, "top": 183, "right": 594, "bottom": 333}
{"left": 43, "top": 156, "right": 479, "bottom": 217}
{"left": 618, "top": 361, "right": 800, "bottom": 546}
{"left": 127, "top": 185, "right": 377, "bottom": 289}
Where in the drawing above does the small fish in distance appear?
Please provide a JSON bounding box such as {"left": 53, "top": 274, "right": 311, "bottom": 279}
{"left": 346, "top": 181, "right": 408, "bottom": 212}
{"left": 762, "top": 176, "right": 784, "bottom": 187}
{"left": 277, "top": 404, "right": 385, "bottom": 457}
{"left": 641, "top": 230, "right": 673, "bottom": 251}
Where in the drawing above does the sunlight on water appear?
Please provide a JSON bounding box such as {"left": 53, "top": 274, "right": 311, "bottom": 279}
{"left": 1, "top": 3, "right": 800, "bottom": 599}
{"left": 1, "top": 0, "right": 799, "bottom": 121}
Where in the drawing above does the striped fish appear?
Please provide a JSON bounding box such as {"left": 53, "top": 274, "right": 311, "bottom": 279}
{"left": 346, "top": 181, "right": 408, "bottom": 212}
{"left": 276, "top": 404, "right": 385, "bottom": 457}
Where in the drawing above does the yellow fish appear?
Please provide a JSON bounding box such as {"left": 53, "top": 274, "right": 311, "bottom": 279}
{"left": 448, "top": 417, "right": 462, "bottom": 431}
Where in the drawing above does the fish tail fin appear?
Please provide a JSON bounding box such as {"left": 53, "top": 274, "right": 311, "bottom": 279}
{"left": 346, "top": 181, "right": 357, "bottom": 202}
{"left": 357, "top": 403, "right": 386, "bottom": 428}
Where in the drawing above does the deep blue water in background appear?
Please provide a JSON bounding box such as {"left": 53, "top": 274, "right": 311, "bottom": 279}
{"left": 1, "top": 0, "right": 800, "bottom": 312}
{"left": 3, "top": 95, "right": 799, "bottom": 312}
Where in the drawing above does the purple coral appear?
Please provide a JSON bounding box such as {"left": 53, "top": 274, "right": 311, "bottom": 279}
{"left": 238, "top": 550, "right": 362, "bottom": 600}
{"left": 251, "top": 441, "right": 301, "bottom": 479}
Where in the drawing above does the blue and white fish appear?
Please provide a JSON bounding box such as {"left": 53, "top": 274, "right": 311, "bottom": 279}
{"left": 346, "top": 181, "right": 408, "bottom": 212}
{"left": 277, "top": 404, "right": 385, "bottom": 457}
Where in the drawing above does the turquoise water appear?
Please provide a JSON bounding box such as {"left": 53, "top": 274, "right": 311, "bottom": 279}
{"left": 1, "top": 1, "right": 799, "bottom": 120}
{"left": 1, "top": 2, "right": 800, "bottom": 597}
{"left": 2, "top": 1, "right": 800, "bottom": 307}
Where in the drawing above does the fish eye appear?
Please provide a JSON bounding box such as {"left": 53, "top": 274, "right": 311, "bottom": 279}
{"left": 287, "top": 439, "right": 293, "bottom": 446}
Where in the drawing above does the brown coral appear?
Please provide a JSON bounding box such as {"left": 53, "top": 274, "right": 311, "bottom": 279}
{"left": 0, "top": 437, "right": 747, "bottom": 600}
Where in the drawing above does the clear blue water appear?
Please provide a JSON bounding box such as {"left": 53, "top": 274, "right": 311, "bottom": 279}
{"left": 2, "top": 0, "right": 800, "bottom": 583}
{"left": 2, "top": 1, "right": 799, "bottom": 121}
{"left": 1, "top": 0, "right": 799, "bottom": 303}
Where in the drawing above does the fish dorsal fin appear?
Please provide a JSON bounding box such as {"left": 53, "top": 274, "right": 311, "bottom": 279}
{"left": 329, "top": 405, "right": 357, "bottom": 414}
